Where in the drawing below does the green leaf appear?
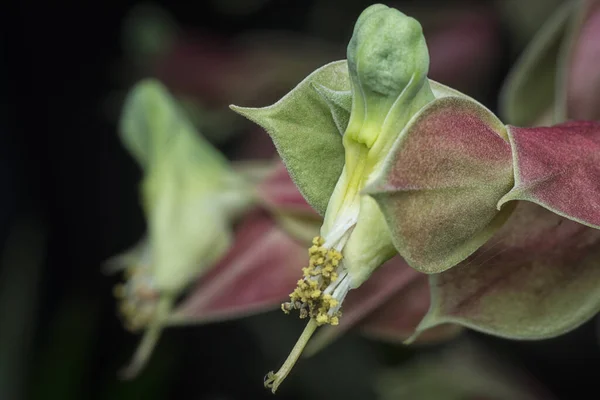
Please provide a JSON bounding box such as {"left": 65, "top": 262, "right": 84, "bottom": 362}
{"left": 429, "top": 79, "right": 475, "bottom": 100}
{"left": 311, "top": 84, "right": 352, "bottom": 135}
{"left": 410, "top": 202, "right": 600, "bottom": 341}
{"left": 230, "top": 60, "right": 350, "bottom": 215}
{"left": 366, "top": 96, "right": 515, "bottom": 273}
{"left": 498, "top": 0, "right": 577, "bottom": 126}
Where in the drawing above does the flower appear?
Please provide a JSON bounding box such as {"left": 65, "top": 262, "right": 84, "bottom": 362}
{"left": 233, "top": 2, "right": 600, "bottom": 393}
{"left": 106, "top": 79, "right": 283, "bottom": 378}
{"left": 233, "top": 4, "right": 447, "bottom": 392}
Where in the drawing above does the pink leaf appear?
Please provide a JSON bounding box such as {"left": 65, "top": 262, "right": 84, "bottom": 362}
{"left": 257, "top": 161, "right": 318, "bottom": 215}
{"left": 499, "top": 121, "right": 600, "bottom": 228}
{"left": 171, "top": 210, "right": 306, "bottom": 324}
{"left": 411, "top": 201, "right": 600, "bottom": 340}
{"left": 565, "top": 0, "right": 600, "bottom": 120}
{"left": 367, "top": 97, "right": 515, "bottom": 273}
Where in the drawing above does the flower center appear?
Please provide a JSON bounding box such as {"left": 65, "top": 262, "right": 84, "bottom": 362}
{"left": 281, "top": 236, "right": 347, "bottom": 326}
{"left": 113, "top": 257, "right": 160, "bottom": 332}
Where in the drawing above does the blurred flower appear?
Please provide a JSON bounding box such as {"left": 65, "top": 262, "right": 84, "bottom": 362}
{"left": 105, "top": 79, "right": 285, "bottom": 378}
{"left": 500, "top": 0, "right": 600, "bottom": 126}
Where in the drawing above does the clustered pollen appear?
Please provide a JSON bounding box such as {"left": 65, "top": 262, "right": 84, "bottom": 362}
{"left": 281, "top": 236, "right": 343, "bottom": 326}
{"left": 113, "top": 263, "right": 160, "bottom": 332}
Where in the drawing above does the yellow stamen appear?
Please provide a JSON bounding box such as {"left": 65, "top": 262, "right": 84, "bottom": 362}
{"left": 281, "top": 236, "right": 343, "bottom": 327}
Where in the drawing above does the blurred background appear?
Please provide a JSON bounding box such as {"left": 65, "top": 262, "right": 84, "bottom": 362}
{"left": 1, "top": 0, "right": 599, "bottom": 399}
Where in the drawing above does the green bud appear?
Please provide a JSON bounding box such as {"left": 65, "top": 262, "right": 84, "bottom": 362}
{"left": 322, "top": 5, "right": 436, "bottom": 287}
{"left": 345, "top": 4, "right": 433, "bottom": 153}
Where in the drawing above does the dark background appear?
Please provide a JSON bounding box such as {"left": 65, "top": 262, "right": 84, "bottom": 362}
{"left": 1, "top": 0, "right": 598, "bottom": 399}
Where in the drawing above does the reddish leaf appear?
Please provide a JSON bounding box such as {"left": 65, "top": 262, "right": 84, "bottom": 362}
{"left": 257, "top": 161, "right": 318, "bottom": 215}
{"left": 171, "top": 210, "right": 306, "bottom": 324}
{"left": 412, "top": 202, "right": 600, "bottom": 340}
{"left": 368, "top": 97, "right": 514, "bottom": 273}
{"left": 565, "top": 0, "right": 600, "bottom": 120}
{"left": 499, "top": 121, "right": 600, "bottom": 229}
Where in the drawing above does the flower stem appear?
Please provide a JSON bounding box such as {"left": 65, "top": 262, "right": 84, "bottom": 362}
{"left": 118, "top": 295, "right": 173, "bottom": 379}
{"left": 264, "top": 318, "right": 319, "bottom": 394}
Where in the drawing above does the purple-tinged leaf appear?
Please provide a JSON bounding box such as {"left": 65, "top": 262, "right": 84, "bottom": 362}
{"left": 411, "top": 202, "right": 600, "bottom": 340}
{"left": 257, "top": 161, "right": 318, "bottom": 215}
{"left": 256, "top": 160, "right": 322, "bottom": 243}
{"left": 170, "top": 210, "right": 306, "bottom": 324}
{"left": 367, "top": 97, "right": 514, "bottom": 274}
{"left": 564, "top": 0, "right": 600, "bottom": 120}
{"left": 499, "top": 121, "right": 600, "bottom": 229}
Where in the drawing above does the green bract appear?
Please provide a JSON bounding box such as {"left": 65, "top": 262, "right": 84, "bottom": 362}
{"left": 121, "top": 79, "right": 253, "bottom": 293}
{"left": 231, "top": 61, "right": 349, "bottom": 215}
{"left": 111, "top": 79, "right": 255, "bottom": 378}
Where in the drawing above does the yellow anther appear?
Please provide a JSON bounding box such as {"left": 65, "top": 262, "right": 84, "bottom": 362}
{"left": 282, "top": 238, "right": 345, "bottom": 327}
{"left": 330, "top": 316, "right": 340, "bottom": 326}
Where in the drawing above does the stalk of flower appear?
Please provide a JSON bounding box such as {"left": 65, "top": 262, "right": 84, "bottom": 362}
{"left": 234, "top": 4, "right": 437, "bottom": 392}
